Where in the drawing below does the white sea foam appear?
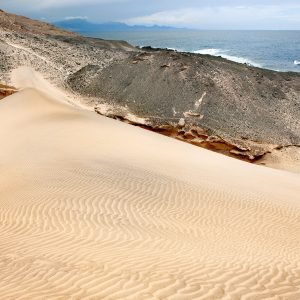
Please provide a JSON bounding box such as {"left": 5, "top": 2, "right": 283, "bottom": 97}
{"left": 294, "top": 60, "right": 300, "bottom": 65}
{"left": 194, "top": 48, "right": 262, "bottom": 68}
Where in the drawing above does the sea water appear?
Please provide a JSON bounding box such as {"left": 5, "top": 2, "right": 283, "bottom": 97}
{"left": 86, "top": 30, "right": 300, "bottom": 73}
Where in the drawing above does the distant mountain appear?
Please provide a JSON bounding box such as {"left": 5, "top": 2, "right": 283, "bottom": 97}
{"left": 53, "top": 19, "right": 182, "bottom": 33}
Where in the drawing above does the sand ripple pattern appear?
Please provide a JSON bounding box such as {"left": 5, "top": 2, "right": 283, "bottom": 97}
{"left": 0, "top": 71, "right": 300, "bottom": 299}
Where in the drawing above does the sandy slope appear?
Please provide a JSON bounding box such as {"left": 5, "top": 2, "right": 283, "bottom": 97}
{"left": 0, "top": 67, "right": 300, "bottom": 299}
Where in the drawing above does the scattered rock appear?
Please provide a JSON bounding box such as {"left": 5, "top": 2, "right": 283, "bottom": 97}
{"left": 184, "top": 111, "right": 201, "bottom": 117}
{"left": 160, "top": 63, "right": 170, "bottom": 68}
{"left": 178, "top": 118, "right": 185, "bottom": 127}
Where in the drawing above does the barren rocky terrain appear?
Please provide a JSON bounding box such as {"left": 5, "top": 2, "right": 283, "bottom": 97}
{"left": 1, "top": 9, "right": 300, "bottom": 167}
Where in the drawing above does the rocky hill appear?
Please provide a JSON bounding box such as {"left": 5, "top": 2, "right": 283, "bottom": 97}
{"left": 0, "top": 10, "right": 300, "bottom": 167}
{"left": 0, "top": 10, "right": 136, "bottom": 86}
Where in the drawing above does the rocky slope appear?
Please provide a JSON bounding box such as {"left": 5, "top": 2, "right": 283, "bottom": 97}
{"left": 0, "top": 10, "right": 136, "bottom": 86}
{"left": 69, "top": 49, "right": 300, "bottom": 161}
{"left": 1, "top": 10, "right": 300, "bottom": 166}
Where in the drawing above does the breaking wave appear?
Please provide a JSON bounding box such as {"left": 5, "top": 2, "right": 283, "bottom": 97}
{"left": 294, "top": 60, "right": 300, "bottom": 65}
{"left": 194, "top": 48, "right": 262, "bottom": 68}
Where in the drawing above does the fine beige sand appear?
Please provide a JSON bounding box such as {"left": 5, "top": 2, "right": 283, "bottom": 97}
{"left": 0, "top": 67, "right": 300, "bottom": 299}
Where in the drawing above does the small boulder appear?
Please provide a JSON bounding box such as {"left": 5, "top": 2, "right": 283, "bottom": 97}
{"left": 178, "top": 118, "right": 185, "bottom": 128}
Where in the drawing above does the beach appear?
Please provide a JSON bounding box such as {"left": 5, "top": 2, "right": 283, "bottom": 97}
{"left": 0, "top": 67, "right": 299, "bottom": 299}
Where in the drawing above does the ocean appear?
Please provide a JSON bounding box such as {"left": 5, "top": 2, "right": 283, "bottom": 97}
{"left": 86, "top": 30, "right": 300, "bottom": 73}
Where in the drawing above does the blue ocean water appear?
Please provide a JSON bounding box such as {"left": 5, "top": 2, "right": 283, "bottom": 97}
{"left": 87, "top": 30, "right": 300, "bottom": 73}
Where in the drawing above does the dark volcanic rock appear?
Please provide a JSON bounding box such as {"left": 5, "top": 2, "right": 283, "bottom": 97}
{"left": 68, "top": 50, "right": 300, "bottom": 154}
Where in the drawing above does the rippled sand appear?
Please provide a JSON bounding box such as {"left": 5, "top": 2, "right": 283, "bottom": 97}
{"left": 0, "top": 67, "right": 299, "bottom": 299}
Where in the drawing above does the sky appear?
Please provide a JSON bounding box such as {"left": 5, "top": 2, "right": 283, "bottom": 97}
{"left": 1, "top": 0, "right": 300, "bottom": 29}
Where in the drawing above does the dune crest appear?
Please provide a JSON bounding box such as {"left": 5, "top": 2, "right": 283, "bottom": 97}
{"left": 0, "top": 67, "right": 299, "bottom": 299}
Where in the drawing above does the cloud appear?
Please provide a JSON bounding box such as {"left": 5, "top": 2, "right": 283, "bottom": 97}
{"left": 64, "top": 16, "right": 88, "bottom": 20}
{"left": 0, "top": 0, "right": 128, "bottom": 10}
{"left": 126, "top": 5, "right": 300, "bottom": 29}
{"left": 36, "top": 0, "right": 121, "bottom": 9}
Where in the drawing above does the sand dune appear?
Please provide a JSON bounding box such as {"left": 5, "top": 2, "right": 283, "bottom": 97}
{"left": 0, "top": 67, "right": 300, "bottom": 299}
